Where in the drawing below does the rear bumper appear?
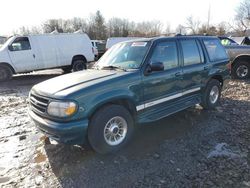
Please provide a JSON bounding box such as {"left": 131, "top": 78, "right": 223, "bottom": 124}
{"left": 29, "top": 110, "right": 89, "bottom": 145}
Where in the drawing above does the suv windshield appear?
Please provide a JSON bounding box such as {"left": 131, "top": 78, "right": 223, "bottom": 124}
{"left": 96, "top": 41, "right": 150, "bottom": 70}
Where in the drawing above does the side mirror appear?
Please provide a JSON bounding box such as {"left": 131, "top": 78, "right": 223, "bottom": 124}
{"left": 8, "top": 45, "right": 13, "bottom": 51}
{"left": 145, "top": 62, "right": 164, "bottom": 75}
{"left": 150, "top": 62, "right": 164, "bottom": 71}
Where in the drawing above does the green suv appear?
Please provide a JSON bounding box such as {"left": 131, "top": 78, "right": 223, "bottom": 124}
{"left": 29, "top": 36, "right": 230, "bottom": 154}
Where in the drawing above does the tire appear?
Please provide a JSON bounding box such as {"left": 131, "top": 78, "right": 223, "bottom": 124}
{"left": 0, "top": 65, "right": 13, "bottom": 82}
{"left": 72, "top": 59, "right": 87, "bottom": 72}
{"left": 232, "top": 61, "right": 250, "bottom": 79}
{"left": 201, "top": 79, "right": 222, "bottom": 110}
{"left": 62, "top": 66, "right": 72, "bottom": 74}
{"left": 88, "top": 104, "right": 134, "bottom": 154}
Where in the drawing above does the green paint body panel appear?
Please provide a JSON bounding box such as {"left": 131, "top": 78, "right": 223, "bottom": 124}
{"left": 29, "top": 36, "right": 230, "bottom": 145}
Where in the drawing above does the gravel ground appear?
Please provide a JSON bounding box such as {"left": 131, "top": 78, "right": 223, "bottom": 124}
{"left": 0, "top": 70, "right": 249, "bottom": 188}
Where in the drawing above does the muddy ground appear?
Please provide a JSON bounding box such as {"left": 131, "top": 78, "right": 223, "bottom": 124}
{"left": 0, "top": 69, "right": 249, "bottom": 188}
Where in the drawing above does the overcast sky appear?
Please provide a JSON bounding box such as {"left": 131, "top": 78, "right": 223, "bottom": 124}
{"left": 0, "top": 0, "right": 241, "bottom": 35}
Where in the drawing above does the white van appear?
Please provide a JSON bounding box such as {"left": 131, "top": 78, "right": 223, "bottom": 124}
{"left": 0, "top": 33, "right": 94, "bottom": 81}
{"left": 105, "top": 37, "right": 142, "bottom": 50}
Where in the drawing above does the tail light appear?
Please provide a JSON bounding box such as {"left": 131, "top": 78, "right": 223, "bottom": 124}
{"left": 227, "top": 62, "right": 231, "bottom": 70}
{"left": 227, "top": 61, "right": 232, "bottom": 74}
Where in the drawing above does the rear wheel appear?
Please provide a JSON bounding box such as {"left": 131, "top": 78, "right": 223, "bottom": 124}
{"left": 0, "top": 65, "right": 13, "bottom": 81}
{"left": 88, "top": 104, "right": 134, "bottom": 154}
{"left": 72, "top": 59, "right": 87, "bottom": 72}
{"left": 201, "top": 79, "right": 221, "bottom": 110}
{"left": 232, "top": 61, "right": 250, "bottom": 79}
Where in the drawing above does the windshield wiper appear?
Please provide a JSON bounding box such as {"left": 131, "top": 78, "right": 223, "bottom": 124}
{"left": 101, "top": 65, "right": 127, "bottom": 71}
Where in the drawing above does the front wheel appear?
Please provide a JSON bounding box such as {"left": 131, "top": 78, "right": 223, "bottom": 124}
{"left": 0, "top": 65, "right": 13, "bottom": 82}
{"left": 201, "top": 79, "right": 222, "bottom": 110}
{"left": 88, "top": 105, "right": 134, "bottom": 154}
{"left": 232, "top": 61, "right": 250, "bottom": 79}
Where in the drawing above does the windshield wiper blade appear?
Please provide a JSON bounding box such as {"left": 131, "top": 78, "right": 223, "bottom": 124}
{"left": 101, "top": 65, "right": 127, "bottom": 71}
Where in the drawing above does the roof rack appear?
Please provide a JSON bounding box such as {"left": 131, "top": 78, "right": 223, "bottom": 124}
{"left": 175, "top": 33, "right": 213, "bottom": 37}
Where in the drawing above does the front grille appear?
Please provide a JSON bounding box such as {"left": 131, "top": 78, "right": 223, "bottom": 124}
{"left": 30, "top": 93, "right": 49, "bottom": 115}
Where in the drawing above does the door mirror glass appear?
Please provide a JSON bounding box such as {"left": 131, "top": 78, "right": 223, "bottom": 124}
{"left": 8, "top": 45, "right": 14, "bottom": 51}
{"left": 150, "top": 62, "right": 164, "bottom": 72}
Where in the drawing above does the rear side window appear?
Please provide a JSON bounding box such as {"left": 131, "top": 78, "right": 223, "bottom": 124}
{"left": 180, "top": 40, "right": 202, "bottom": 66}
{"left": 150, "top": 41, "right": 179, "bottom": 70}
{"left": 203, "top": 39, "right": 228, "bottom": 61}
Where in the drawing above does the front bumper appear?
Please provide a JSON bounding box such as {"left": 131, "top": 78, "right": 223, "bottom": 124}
{"left": 29, "top": 110, "right": 89, "bottom": 145}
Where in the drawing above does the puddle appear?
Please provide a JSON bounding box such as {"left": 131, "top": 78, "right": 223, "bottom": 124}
{"left": 34, "top": 150, "right": 47, "bottom": 163}
{"left": 0, "top": 177, "right": 10, "bottom": 184}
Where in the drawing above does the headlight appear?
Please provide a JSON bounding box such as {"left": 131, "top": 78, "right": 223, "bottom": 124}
{"left": 47, "top": 101, "right": 77, "bottom": 118}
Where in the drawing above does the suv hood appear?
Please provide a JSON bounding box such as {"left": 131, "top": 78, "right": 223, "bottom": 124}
{"left": 32, "top": 69, "right": 119, "bottom": 97}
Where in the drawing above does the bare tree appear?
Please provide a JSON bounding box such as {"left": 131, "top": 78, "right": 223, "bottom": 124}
{"left": 42, "top": 19, "right": 64, "bottom": 33}
{"left": 175, "top": 24, "right": 187, "bottom": 35}
{"left": 235, "top": 0, "right": 250, "bottom": 33}
{"left": 185, "top": 16, "right": 201, "bottom": 34}
{"left": 107, "top": 18, "right": 129, "bottom": 37}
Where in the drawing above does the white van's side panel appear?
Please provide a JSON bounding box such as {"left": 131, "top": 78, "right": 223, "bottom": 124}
{"left": 55, "top": 34, "right": 94, "bottom": 64}
{"left": 106, "top": 37, "right": 142, "bottom": 49}
{"left": 30, "top": 35, "right": 58, "bottom": 70}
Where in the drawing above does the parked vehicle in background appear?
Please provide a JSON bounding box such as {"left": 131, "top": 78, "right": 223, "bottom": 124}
{"left": 231, "top": 36, "right": 250, "bottom": 45}
{"left": 0, "top": 36, "right": 7, "bottom": 48}
{"left": 219, "top": 36, "right": 250, "bottom": 79}
{"left": 91, "top": 40, "right": 106, "bottom": 60}
{"left": 0, "top": 36, "right": 7, "bottom": 45}
{"left": 0, "top": 33, "right": 94, "bottom": 81}
{"left": 105, "top": 37, "right": 142, "bottom": 50}
{"left": 29, "top": 36, "right": 230, "bottom": 154}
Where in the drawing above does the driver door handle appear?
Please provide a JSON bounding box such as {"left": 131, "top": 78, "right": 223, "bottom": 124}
{"left": 175, "top": 72, "right": 181, "bottom": 77}
{"left": 204, "top": 66, "right": 209, "bottom": 70}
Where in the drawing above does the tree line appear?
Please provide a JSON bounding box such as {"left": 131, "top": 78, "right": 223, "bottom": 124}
{"left": 13, "top": 0, "right": 250, "bottom": 39}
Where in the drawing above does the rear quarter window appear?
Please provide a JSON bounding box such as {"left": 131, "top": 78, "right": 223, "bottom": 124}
{"left": 203, "top": 39, "right": 228, "bottom": 62}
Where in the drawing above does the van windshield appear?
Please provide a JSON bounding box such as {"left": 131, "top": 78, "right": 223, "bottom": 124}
{"left": 96, "top": 41, "right": 150, "bottom": 70}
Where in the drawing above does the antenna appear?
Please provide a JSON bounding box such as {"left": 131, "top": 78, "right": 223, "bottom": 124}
{"left": 207, "top": 3, "right": 211, "bottom": 30}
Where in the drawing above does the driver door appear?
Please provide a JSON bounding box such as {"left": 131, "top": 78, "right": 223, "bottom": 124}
{"left": 8, "top": 37, "right": 36, "bottom": 72}
{"left": 141, "top": 40, "right": 183, "bottom": 118}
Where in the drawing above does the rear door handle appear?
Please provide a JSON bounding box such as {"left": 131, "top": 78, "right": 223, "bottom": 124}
{"left": 204, "top": 66, "right": 209, "bottom": 70}
{"left": 175, "top": 72, "right": 181, "bottom": 77}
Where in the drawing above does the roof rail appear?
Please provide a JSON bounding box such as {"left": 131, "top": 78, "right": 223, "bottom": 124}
{"left": 175, "top": 33, "right": 213, "bottom": 37}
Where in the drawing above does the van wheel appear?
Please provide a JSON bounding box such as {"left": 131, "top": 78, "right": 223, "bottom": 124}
{"left": 88, "top": 104, "right": 134, "bottom": 154}
{"left": 0, "top": 65, "right": 13, "bottom": 81}
{"left": 72, "top": 60, "right": 87, "bottom": 72}
{"left": 201, "top": 79, "right": 221, "bottom": 110}
{"left": 232, "top": 61, "right": 250, "bottom": 79}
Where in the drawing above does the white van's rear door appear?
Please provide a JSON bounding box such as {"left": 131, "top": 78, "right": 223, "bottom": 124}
{"left": 8, "top": 37, "right": 36, "bottom": 72}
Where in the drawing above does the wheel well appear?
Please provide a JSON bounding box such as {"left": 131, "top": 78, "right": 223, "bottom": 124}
{"left": 210, "top": 75, "right": 223, "bottom": 87}
{"left": 89, "top": 99, "right": 137, "bottom": 121}
{"left": 0, "top": 63, "right": 15, "bottom": 74}
{"left": 72, "top": 55, "right": 87, "bottom": 65}
{"left": 233, "top": 55, "right": 250, "bottom": 67}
